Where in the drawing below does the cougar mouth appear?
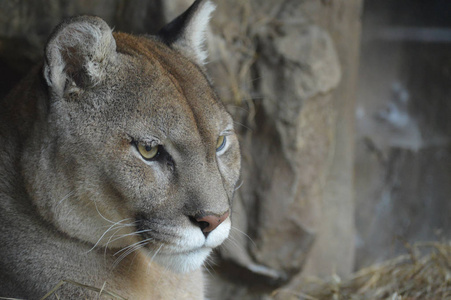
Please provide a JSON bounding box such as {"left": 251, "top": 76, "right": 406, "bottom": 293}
{"left": 130, "top": 213, "right": 230, "bottom": 272}
{"left": 134, "top": 226, "right": 211, "bottom": 273}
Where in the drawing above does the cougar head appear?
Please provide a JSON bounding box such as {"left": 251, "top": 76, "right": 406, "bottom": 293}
{"left": 25, "top": 0, "right": 240, "bottom": 273}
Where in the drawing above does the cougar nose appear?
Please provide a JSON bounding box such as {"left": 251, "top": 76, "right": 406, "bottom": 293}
{"left": 192, "top": 211, "right": 230, "bottom": 236}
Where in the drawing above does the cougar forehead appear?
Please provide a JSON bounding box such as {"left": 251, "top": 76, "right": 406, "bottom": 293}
{"left": 108, "top": 33, "right": 230, "bottom": 145}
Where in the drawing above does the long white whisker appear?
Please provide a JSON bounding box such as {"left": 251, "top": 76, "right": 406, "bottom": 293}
{"left": 234, "top": 180, "right": 244, "bottom": 192}
{"left": 113, "top": 238, "right": 151, "bottom": 257}
{"left": 103, "top": 222, "right": 138, "bottom": 258}
{"left": 146, "top": 244, "right": 163, "bottom": 276}
{"left": 86, "top": 218, "right": 133, "bottom": 253}
{"left": 233, "top": 120, "right": 252, "bottom": 131}
{"left": 225, "top": 235, "right": 244, "bottom": 253}
{"left": 148, "top": 244, "right": 163, "bottom": 265}
{"left": 93, "top": 200, "right": 116, "bottom": 225}
{"left": 231, "top": 226, "right": 256, "bottom": 247}
{"left": 226, "top": 104, "right": 250, "bottom": 114}
{"left": 156, "top": 259, "right": 173, "bottom": 285}
{"left": 112, "top": 239, "right": 151, "bottom": 269}
{"left": 113, "top": 242, "right": 148, "bottom": 267}
{"left": 108, "top": 229, "right": 153, "bottom": 244}
{"left": 128, "top": 250, "right": 141, "bottom": 272}
{"left": 95, "top": 222, "right": 136, "bottom": 229}
{"left": 87, "top": 223, "right": 119, "bottom": 254}
{"left": 203, "top": 263, "right": 213, "bottom": 276}
{"left": 56, "top": 191, "right": 75, "bottom": 208}
{"left": 118, "top": 242, "right": 146, "bottom": 262}
{"left": 203, "top": 258, "right": 216, "bottom": 277}
{"left": 64, "top": 207, "right": 75, "bottom": 219}
{"left": 103, "top": 222, "right": 138, "bottom": 245}
{"left": 112, "top": 245, "right": 144, "bottom": 269}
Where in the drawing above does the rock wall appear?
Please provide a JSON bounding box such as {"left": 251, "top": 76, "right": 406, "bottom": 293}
{"left": 205, "top": 2, "right": 361, "bottom": 298}
{"left": 0, "top": 0, "right": 363, "bottom": 298}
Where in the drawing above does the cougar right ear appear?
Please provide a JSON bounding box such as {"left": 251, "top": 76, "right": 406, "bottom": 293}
{"left": 158, "top": 0, "right": 215, "bottom": 66}
{"left": 43, "top": 16, "right": 116, "bottom": 98}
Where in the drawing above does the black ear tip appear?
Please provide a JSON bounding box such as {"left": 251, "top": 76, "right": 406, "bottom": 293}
{"left": 158, "top": 0, "right": 203, "bottom": 41}
{"left": 157, "top": 0, "right": 216, "bottom": 66}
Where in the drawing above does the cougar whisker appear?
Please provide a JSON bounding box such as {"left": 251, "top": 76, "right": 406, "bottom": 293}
{"left": 112, "top": 239, "right": 152, "bottom": 269}
{"left": 231, "top": 226, "right": 256, "bottom": 247}
{"left": 86, "top": 218, "right": 133, "bottom": 253}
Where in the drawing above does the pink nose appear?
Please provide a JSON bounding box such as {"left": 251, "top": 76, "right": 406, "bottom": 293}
{"left": 194, "top": 210, "right": 230, "bottom": 235}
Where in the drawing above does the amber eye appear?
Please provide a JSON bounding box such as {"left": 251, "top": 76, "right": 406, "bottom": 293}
{"left": 137, "top": 143, "right": 159, "bottom": 160}
{"left": 216, "top": 135, "right": 226, "bottom": 152}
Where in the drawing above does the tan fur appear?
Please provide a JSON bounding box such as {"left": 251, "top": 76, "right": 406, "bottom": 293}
{"left": 0, "top": 1, "right": 240, "bottom": 299}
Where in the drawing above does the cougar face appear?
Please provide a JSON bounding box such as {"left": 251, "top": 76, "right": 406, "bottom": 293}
{"left": 95, "top": 35, "right": 241, "bottom": 272}
{"left": 21, "top": 1, "right": 240, "bottom": 274}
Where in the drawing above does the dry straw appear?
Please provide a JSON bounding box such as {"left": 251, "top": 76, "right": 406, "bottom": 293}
{"left": 272, "top": 242, "right": 451, "bottom": 300}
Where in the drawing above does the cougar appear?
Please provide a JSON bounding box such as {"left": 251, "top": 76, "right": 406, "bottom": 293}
{"left": 0, "top": 0, "right": 240, "bottom": 298}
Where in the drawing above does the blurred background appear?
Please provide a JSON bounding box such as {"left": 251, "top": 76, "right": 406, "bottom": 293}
{"left": 0, "top": 0, "right": 450, "bottom": 299}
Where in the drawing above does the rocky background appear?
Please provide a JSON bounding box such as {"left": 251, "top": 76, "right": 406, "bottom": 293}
{"left": 1, "top": 0, "right": 449, "bottom": 299}
{"left": 354, "top": 0, "right": 451, "bottom": 270}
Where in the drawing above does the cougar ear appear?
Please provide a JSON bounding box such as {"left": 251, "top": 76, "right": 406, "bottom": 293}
{"left": 158, "top": 0, "right": 216, "bottom": 66}
{"left": 43, "top": 16, "right": 116, "bottom": 97}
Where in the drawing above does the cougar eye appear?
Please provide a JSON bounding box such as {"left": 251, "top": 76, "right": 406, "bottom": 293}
{"left": 137, "top": 143, "right": 159, "bottom": 160}
{"left": 216, "top": 135, "right": 226, "bottom": 152}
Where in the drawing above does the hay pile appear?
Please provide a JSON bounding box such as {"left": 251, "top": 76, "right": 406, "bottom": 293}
{"left": 273, "top": 242, "right": 451, "bottom": 300}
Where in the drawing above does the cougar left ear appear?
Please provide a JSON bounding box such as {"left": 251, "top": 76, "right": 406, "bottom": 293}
{"left": 158, "top": 0, "right": 216, "bottom": 66}
{"left": 44, "top": 16, "right": 116, "bottom": 98}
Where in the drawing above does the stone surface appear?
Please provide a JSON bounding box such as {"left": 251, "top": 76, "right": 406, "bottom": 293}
{"left": 205, "top": 1, "right": 361, "bottom": 297}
